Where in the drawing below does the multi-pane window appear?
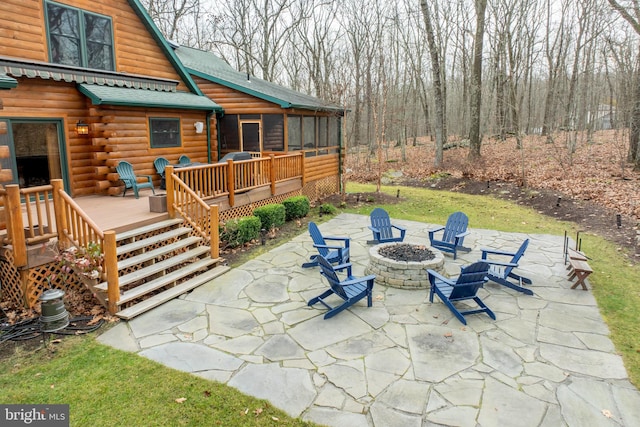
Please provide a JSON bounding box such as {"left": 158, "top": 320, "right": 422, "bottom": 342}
{"left": 46, "top": 2, "right": 114, "bottom": 71}
{"left": 149, "top": 118, "right": 181, "bottom": 148}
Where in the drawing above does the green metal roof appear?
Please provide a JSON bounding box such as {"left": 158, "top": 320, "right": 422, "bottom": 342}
{"left": 174, "top": 46, "right": 344, "bottom": 113}
{"left": 0, "top": 72, "right": 17, "bottom": 89}
{"left": 78, "top": 84, "right": 222, "bottom": 111}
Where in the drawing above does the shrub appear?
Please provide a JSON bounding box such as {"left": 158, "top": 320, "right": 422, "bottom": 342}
{"left": 252, "top": 204, "right": 286, "bottom": 231}
{"left": 220, "top": 216, "right": 261, "bottom": 248}
{"left": 282, "top": 196, "right": 310, "bottom": 221}
{"left": 319, "top": 203, "right": 337, "bottom": 215}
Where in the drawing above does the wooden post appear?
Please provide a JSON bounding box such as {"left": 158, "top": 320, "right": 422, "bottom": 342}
{"left": 209, "top": 204, "right": 219, "bottom": 259}
{"left": 104, "top": 230, "right": 120, "bottom": 314}
{"left": 6, "top": 184, "right": 27, "bottom": 267}
{"left": 301, "top": 153, "right": 306, "bottom": 186}
{"left": 165, "top": 165, "right": 175, "bottom": 218}
{"left": 51, "top": 179, "right": 68, "bottom": 246}
{"left": 270, "top": 154, "right": 276, "bottom": 195}
{"left": 227, "top": 159, "right": 235, "bottom": 207}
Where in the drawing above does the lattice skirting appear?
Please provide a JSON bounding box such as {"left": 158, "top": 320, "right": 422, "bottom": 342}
{"left": 1, "top": 249, "right": 85, "bottom": 309}
{"left": 220, "top": 190, "right": 302, "bottom": 221}
{"left": 302, "top": 176, "right": 339, "bottom": 202}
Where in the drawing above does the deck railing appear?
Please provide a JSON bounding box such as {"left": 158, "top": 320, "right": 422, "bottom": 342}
{"left": 165, "top": 165, "right": 219, "bottom": 259}
{"left": 170, "top": 153, "right": 304, "bottom": 207}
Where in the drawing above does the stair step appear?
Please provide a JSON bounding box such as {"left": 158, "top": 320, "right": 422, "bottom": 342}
{"left": 116, "top": 218, "right": 184, "bottom": 242}
{"left": 116, "top": 257, "right": 220, "bottom": 305}
{"left": 95, "top": 246, "right": 211, "bottom": 290}
{"left": 118, "top": 236, "right": 202, "bottom": 270}
{"left": 116, "top": 227, "right": 192, "bottom": 256}
{"left": 115, "top": 265, "right": 231, "bottom": 320}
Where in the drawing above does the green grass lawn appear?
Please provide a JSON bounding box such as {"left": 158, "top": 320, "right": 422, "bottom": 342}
{"left": 1, "top": 182, "right": 638, "bottom": 426}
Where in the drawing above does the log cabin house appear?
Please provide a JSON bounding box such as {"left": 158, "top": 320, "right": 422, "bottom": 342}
{"left": 0, "top": 0, "right": 344, "bottom": 318}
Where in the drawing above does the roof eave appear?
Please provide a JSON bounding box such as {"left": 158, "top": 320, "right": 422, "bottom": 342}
{"left": 127, "top": 0, "right": 204, "bottom": 96}
{"left": 188, "top": 69, "right": 292, "bottom": 108}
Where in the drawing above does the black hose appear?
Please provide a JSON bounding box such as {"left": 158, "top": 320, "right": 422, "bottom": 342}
{"left": 0, "top": 315, "right": 104, "bottom": 344}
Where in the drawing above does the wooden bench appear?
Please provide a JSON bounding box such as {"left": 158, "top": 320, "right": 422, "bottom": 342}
{"left": 566, "top": 249, "right": 593, "bottom": 290}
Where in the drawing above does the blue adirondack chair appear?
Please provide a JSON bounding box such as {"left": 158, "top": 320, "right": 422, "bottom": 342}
{"left": 428, "top": 261, "right": 495, "bottom": 325}
{"left": 428, "top": 211, "right": 471, "bottom": 259}
{"left": 154, "top": 157, "right": 170, "bottom": 190}
{"left": 116, "top": 161, "right": 155, "bottom": 199}
{"left": 302, "top": 222, "right": 350, "bottom": 268}
{"left": 178, "top": 155, "right": 191, "bottom": 165}
{"left": 308, "top": 254, "right": 376, "bottom": 319}
{"left": 480, "top": 239, "right": 533, "bottom": 295}
{"left": 368, "top": 207, "right": 406, "bottom": 244}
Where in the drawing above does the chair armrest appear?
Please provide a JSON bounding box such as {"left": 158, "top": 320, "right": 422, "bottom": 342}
{"left": 392, "top": 224, "right": 406, "bottom": 232}
{"left": 481, "top": 248, "right": 516, "bottom": 259}
{"left": 455, "top": 230, "right": 471, "bottom": 239}
{"left": 368, "top": 226, "right": 381, "bottom": 233}
{"left": 332, "top": 262, "right": 353, "bottom": 272}
{"left": 429, "top": 226, "right": 445, "bottom": 233}
{"left": 324, "top": 236, "right": 350, "bottom": 247}
{"left": 141, "top": 175, "right": 154, "bottom": 182}
{"left": 313, "top": 243, "right": 345, "bottom": 251}
{"left": 341, "top": 275, "right": 376, "bottom": 287}
{"left": 480, "top": 259, "right": 518, "bottom": 268}
{"left": 426, "top": 268, "right": 454, "bottom": 285}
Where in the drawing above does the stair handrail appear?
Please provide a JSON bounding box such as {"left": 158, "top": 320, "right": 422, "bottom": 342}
{"left": 165, "top": 166, "right": 219, "bottom": 259}
{"left": 51, "top": 179, "right": 121, "bottom": 312}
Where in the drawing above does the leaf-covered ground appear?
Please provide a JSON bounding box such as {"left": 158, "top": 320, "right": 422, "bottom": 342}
{"left": 345, "top": 130, "right": 639, "bottom": 256}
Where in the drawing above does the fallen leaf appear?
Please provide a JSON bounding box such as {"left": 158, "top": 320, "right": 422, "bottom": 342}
{"left": 175, "top": 397, "right": 187, "bottom": 403}
{"left": 35, "top": 373, "right": 42, "bottom": 377}
{"left": 50, "top": 384, "right": 55, "bottom": 389}
{"left": 602, "top": 409, "right": 612, "bottom": 418}
{"left": 271, "top": 416, "right": 279, "bottom": 421}
{"left": 444, "top": 332, "right": 453, "bottom": 338}
{"left": 254, "top": 408, "right": 263, "bottom": 416}
{"left": 203, "top": 390, "right": 211, "bottom": 397}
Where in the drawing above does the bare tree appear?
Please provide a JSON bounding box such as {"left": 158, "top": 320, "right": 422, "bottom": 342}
{"left": 607, "top": 0, "right": 640, "bottom": 167}
{"left": 468, "top": 0, "right": 488, "bottom": 160}
{"left": 420, "top": 0, "right": 446, "bottom": 167}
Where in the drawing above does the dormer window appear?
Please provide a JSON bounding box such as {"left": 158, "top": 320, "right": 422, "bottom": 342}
{"left": 46, "top": 1, "right": 115, "bottom": 71}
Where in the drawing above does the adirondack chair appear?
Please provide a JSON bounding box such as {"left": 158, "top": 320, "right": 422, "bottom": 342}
{"left": 154, "top": 157, "right": 170, "bottom": 189}
{"left": 116, "top": 161, "right": 155, "bottom": 199}
{"left": 368, "top": 207, "right": 406, "bottom": 244}
{"left": 178, "top": 155, "right": 191, "bottom": 165}
{"left": 302, "top": 222, "right": 350, "bottom": 268}
{"left": 428, "top": 261, "right": 495, "bottom": 325}
{"left": 308, "top": 254, "right": 376, "bottom": 319}
{"left": 480, "top": 238, "right": 533, "bottom": 295}
{"left": 428, "top": 211, "right": 471, "bottom": 259}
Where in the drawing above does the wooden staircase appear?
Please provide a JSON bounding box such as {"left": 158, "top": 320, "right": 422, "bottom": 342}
{"left": 90, "top": 218, "right": 229, "bottom": 320}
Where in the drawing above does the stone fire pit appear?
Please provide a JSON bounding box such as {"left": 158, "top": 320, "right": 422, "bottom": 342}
{"left": 365, "top": 242, "right": 444, "bottom": 289}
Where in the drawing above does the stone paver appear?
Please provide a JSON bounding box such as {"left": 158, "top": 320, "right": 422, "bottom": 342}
{"left": 97, "top": 214, "right": 640, "bottom": 426}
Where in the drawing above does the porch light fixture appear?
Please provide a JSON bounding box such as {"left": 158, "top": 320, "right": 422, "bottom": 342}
{"left": 76, "top": 121, "right": 89, "bottom": 136}
{"left": 194, "top": 121, "right": 204, "bottom": 134}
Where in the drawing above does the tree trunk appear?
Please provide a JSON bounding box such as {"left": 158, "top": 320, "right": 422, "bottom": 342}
{"left": 468, "top": 0, "right": 488, "bottom": 160}
{"left": 420, "top": 1, "right": 445, "bottom": 167}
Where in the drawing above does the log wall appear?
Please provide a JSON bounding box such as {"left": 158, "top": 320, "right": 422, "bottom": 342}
{"left": 0, "top": 0, "right": 189, "bottom": 91}
{"left": 0, "top": 78, "right": 214, "bottom": 197}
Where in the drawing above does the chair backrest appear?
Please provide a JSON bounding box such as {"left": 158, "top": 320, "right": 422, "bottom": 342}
{"left": 442, "top": 211, "right": 469, "bottom": 243}
{"left": 178, "top": 155, "right": 191, "bottom": 165}
{"left": 504, "top": 239, "right": 530, "bottom": 275}
{"left": 317, "top": 255, "right": 348, "bottom": 300}
{"left": 308, "top": 222, "right": 329, "bottom": 257}
{"left": 154, "top": 157, "right": 170, "bottom": 175}
{"left": 370, "top": 208, "right": 394, "bottom": 240}
{"left": 450, "top": 261, "right": 490, "bottom": 299}
{"left": 116, "top": 161, "right": 135, "bottom": 186}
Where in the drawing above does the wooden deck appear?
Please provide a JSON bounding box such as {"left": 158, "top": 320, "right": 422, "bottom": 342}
{"left": 73, "top": 192, "right": 169, "bottom": 233}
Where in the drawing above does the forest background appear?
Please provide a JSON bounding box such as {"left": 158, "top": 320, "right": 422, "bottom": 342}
{"left": 141, "top": 0, "right": 640, "bottom": 227}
